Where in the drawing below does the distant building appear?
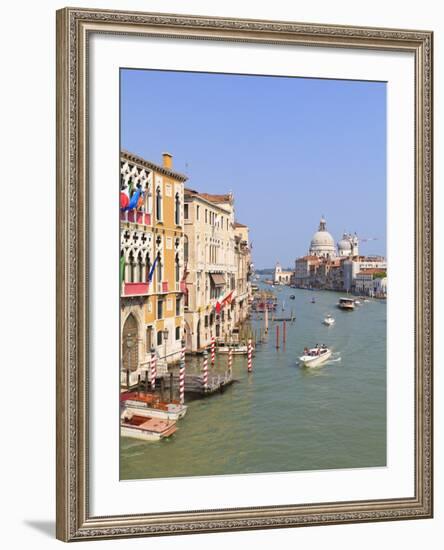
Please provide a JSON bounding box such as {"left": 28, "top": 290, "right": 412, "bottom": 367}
{"left": 234, "top": 222, "right": 253, "bottom": 323}
{"left": 273, "top": 262, "right": 293, "bottom": 285}
{"left": 294, "top": 216, "right": 386, "bottom": 293}
{"left": 354, "top": 268, "right": 387, "bottom": 297}
{"left": 343, "top": 256, "right": 387, "bottom": 292}
{"left": 294, "top": 256, "right": 320, "bottom": 287}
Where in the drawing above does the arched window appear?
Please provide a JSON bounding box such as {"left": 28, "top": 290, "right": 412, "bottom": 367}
{"left": 174, "top": 192, "right": 180, "bottom": 225}
{"left": 145, "top": 255, "right": 151, "bottom": 282}
{"left": 128, "top": 251, "right": 135, "bottom": 282}
{"left": 156, "top": 186, "right": 162, "bottom": 221}
{"left": 136, "top": 252, "right": 144, "bottom": 283}
{"left": 156, "top": 253, "right": 163, "bottom": 284}
{"left": 175, "top": 254, "right": 180, "bottom": 284}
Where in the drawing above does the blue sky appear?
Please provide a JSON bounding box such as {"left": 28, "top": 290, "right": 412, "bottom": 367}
{"left": 121, "top": 69, "right": 386, "bottom": 269}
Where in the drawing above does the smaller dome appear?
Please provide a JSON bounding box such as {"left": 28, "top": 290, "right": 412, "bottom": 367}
{"left": 338, "top": 238, "right": 351, "bottom": 251}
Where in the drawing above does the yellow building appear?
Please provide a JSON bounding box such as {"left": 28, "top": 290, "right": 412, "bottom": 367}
{"left": 120, "top": 151, "right": 187, "bottom": 387}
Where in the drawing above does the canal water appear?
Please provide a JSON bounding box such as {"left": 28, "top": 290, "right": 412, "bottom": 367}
{"left": 120, "top": 285, "right": 386, "bottom": 480}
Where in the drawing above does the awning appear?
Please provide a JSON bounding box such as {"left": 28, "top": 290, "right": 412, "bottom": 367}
{"left": 210, "top": 273, "right": 225, "bottom": 287}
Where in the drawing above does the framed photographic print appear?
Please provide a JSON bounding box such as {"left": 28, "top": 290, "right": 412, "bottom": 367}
{"left": 56, "top": 7, "right": 433, "bottom": 541}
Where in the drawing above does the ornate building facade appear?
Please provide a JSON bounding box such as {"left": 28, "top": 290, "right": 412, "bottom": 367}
{"left": 120, "top": 151, "right": 187, "bottom": 386}
{"left": 183, "top": 190, "right": 251, "bottom": 352}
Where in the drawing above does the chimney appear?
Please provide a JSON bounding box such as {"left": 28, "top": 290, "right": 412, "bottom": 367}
{"left": 162, "top": 152, "right": 173, "bottom": 169}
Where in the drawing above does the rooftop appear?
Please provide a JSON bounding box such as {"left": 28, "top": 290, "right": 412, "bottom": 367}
{"left": 121, "top": 150, "right": 188, "bottom": 182}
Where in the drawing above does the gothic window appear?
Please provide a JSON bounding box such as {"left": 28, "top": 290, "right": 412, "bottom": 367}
{"left": 156, "top": 186, "right": 162, "bottom": 221}
{"left": 175, "top": 254, "right": 180, "bottom": 284}
{"left": 136, "top": 252, "right": 144, "bottom": 283}
{"left": 128, "top": 251, "right": 135, "bottom": 282}
{"left": 175, "top": 192, "right": 180, "bottom": 225}
{"left": 156, "top": 253, "right": 163, "bottom": 284}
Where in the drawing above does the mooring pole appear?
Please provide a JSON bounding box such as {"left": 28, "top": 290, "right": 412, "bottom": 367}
{"left": 283, "top": 320, "right": 287, "bottom": 344}
{"left": 169, "top": 372, "right": 173, "bottom": 402}
{"left": 247, "top": 338, "right": 253, "bottom": 373}
{"left": 150, "top": 346, "right": 157, "bottom": 391}
{"left": 202, "top": 350, "right": 209, "bottom": 390}
{"left": 276, "top": 324, "right": 280, "bottom": 349}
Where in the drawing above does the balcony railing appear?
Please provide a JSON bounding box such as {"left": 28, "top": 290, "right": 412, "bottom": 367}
{"left": 120, "top": 211, "right": 152, "bottom": 226}
{"left": 122, "top": 282, "right": 150, "bottom": 296}
{"left": 156, "top": 281, "right": 169, "bottom": 293}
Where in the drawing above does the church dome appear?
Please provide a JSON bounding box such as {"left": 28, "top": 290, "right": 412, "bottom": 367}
{"left": 309, "top": 217, "right": 336, "bottom": 258}
{"left": 311, "top": 231, "right": 335, "bottom": 249}
{"left": 338, "top": 235, "right": 352, "bottom": 251}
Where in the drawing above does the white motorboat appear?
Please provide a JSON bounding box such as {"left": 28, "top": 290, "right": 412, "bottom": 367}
{"left": 299, "top": 346, "right": 332, "bottom": 367}
{"left": 323, "top": 314, "right": 335, "bottom": 326}
{"left": 120, "top": 412, "right": 177, "bottom": 441}
{"left": 354, "top": 299, "right": 362, "bottom": 306}
{"left": 337, "top": 297, "right": 355, "bottom": 310}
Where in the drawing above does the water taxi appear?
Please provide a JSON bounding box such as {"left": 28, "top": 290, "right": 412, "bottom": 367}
{"left": 337, "top": 297, "right": 355, "bottom": 310}
{"left": 299, "top": 346, "right": 332, "bottom": 367}
{"left": 120, "top": 412, "right": 177, "bottom": 441}
{"left": 323, "top": 314, "right": 335, "bottom": 326}
{"left": 120, "top": 391, "right": 187, "bottom": 421}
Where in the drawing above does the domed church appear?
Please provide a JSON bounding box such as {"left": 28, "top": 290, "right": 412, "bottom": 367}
{"left": 309, "top": 217, "right": 336, "bottom": 258}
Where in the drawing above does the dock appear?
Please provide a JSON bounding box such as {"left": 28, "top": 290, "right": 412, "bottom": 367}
{"left": 167, "top": 372, "right": 236, "bottom": 397}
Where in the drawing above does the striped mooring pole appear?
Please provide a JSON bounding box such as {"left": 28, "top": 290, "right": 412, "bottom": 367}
{"left": 211, "top": 335, "right": 216, "bottom": 365}
{"left": 179, "top": 339, "right": 186, "bottom": 404}
{"left": 228, "top": 345, "right": 233, "bottom": 378}
{"left": 181, "top": 339, "right": 186, "bottom": 362}
{"left": 202, "top": 350, "right": 209, "bottom": 390}
{"left": 247, "top": 338, "right": 253, "bottom": 373}
{"left": 150, "top": 347, "right": 157, "bottom": 391}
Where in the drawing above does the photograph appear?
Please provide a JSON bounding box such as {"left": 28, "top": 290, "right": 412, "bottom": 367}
{"left": 119, "top": 69, "right": 387, "bottom": 480}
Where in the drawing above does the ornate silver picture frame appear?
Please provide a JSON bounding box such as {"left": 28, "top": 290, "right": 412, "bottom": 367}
{"left": 56, "top": 7, "right": 433, "bottom": 541}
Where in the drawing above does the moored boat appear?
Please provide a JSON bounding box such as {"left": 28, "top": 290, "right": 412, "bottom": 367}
{"left": 120, "top": 391, "right": 187, "bottom": 421}
{"left": 337, "top": 297, "right": 355, "bottom": 310}
{"left": 299, "top": 346, "right": 332, "bottom": 367}
{"left": 120, "top": 412, "right": 177, "bottom": 441}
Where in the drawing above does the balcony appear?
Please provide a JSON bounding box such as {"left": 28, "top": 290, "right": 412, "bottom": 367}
{"left": 156, "top": 281, "right": 169, "bottom": 293}
{"left": 122, "top": 282, "right": 149, "bottom": 296}
{"left": 120, "top": 211, "right": 152, "bottom": 226}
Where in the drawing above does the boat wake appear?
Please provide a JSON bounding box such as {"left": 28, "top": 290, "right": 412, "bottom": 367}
{"left": 326, "top": 352, "right": 342, "bottom": 364}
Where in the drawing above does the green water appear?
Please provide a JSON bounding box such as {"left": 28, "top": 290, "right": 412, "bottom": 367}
{"left": 120, "top": 286, "right": 386, "bottom": 480}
